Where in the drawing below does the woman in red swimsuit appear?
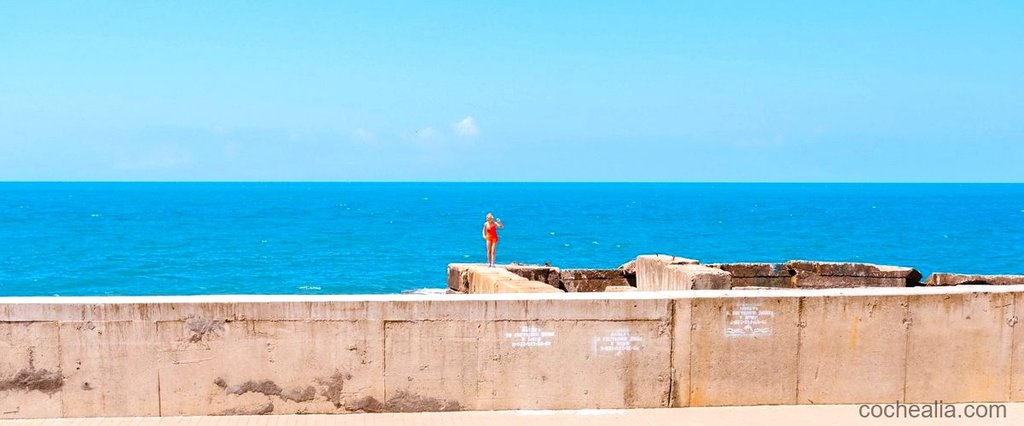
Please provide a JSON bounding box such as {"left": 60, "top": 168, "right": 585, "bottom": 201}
{"left": 482, "top": 213, "right": 504, "bottom": 267}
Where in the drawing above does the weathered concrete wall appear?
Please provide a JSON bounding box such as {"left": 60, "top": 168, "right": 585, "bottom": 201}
{"left": 2, "top": 285, "right": 1024, "bottom": 418}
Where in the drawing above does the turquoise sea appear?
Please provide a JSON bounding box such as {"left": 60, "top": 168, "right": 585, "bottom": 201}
{"left": 1, "top": 183, "right": 1022, "bottom": 296}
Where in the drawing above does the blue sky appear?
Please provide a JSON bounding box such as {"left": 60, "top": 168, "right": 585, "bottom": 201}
{"left": 1, "top": 1, "right": 1022, "bottom": 181}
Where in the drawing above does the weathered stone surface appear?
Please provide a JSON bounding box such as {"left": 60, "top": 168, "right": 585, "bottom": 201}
{"left": 560, "top": 269, "right": 626, "bottom": 281}
{"left": 925, "top": 273, "right": 1024, "bottom": 286}
{"left": 689, "top": 297, "right": 799, "bottom": 406}
{"left": 707, "top": 263, "right": 794, "bottom": 288}
{"left": 447, "top": 264, "right": 473, "bottom": 292}
{"left": 156, "top": 320, "right": 384, "bottom": 416}
{"left": 797, "top": 296, "right": 909, "bottom": 404}
{"left": 564, "top": 279, "right": 628, "bottom": 292}
{"left": 635, "top": 255, "right": 702, "bottom": 291}
{"left": 505, "top": 264, "right": 562, "bottom": 288}
{"left": 666, "top": 265, "right": 732, "bottom": 290}
{"left": 706, "top": 263, "right": 785, "bottom": 278}
{"left": 604, "top": 286, "right": 638, "bottom": 292}
{"left": 0, "top": 321, "right": 62, "bottom": 419}
{"left": 59, "top": 321, "right": 160, "bottom": 417}
{"left": 785, "top": 261, "right": 922, "bottom": 288}
{"left": 560, "top": 269, "right": 629, "bottom": 292}
{"left": 619, "top": 260, "right": 637, "bottom": 277}
{"left": 905, "top": 292, "right": 1014, "bottom": 403}
{"left": 384, "top": 319, "right": 671, "bottom": 411}
{"left": 463, "top": 266, "right": 563, "bottom": 294}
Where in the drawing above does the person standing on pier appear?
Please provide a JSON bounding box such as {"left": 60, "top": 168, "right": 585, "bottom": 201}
{"left": 482, "top": 213, "right": 503, "bottom": 267}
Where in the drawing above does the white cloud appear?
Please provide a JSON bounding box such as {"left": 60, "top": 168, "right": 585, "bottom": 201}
{"left": 453, "top": 116, "right": 480, "bottom": 137}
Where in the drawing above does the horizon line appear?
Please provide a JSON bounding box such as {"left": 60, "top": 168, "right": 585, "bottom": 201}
{"left": 1, "top": 180, "right": 1022, "bottom": 185}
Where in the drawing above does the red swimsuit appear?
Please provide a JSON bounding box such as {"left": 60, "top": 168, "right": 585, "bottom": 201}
{"left": 485, "top": 222, "right": 499, "bottom": 241}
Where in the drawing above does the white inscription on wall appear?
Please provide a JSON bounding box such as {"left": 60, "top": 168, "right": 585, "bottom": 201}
{"left": 506, "top": 325, "right": 555, "bottom": 348}
{"left": 725, "top": 302, "right": 774, "bottom": 337}
{"left": 593, "top": 328, "right": 644, "bottom": 356}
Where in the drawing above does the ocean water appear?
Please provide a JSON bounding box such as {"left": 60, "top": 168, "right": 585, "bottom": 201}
{"left": 0, "top": 182, "right": 1022, "bottom": 297}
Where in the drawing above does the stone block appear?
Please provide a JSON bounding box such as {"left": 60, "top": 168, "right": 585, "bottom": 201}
{"left": 560, "top": 270, "right": 629, "bottom": 292}
{"left": 707, "top": 263, "right": 794, "bottom": 288}
{"left": 905, "top": 292, "right": 1014, "bottom": 403}
{"left": 689, "top": 296, "right": 799, "bottom": 406}
{"left": 925, "top": 273, "right": 1024, "bottom": 286}
{"left": 619, "top": 260, "right": 637, "bottom": 277}
{"left": 384, "top": 319, "right": 671, "bottom": 411}
{"left": 505, "top": 265, "right": 562, "bottom": 288}
{"left": 0, "top": 321, "right": 62, "bottom": 419}
{"left": 604, "top": 286, "right": 638, "bottom": 292}
{"left": 785, "top": 261, "right": 922, "bottom": 288}
{"left": 666, "top": 265, "right": 732, "bottom": 290}
{"left": 447, "top": 264, "right": 476, "bottom": 292}
{"left": 156, "top": 320, "right": 385, "bottom": 416}
{"left": 464, "top": 267, "right": 563, "bottom": 294}
{"left": 59, "top": 321, "right": 160, "bottom": 417}
{"left": 560, "top": 269, "right": 626, "bottom": 281}
{"left": 563, "top": 279, "right": 621, "bottom": 292}
{"left": 635, "top": 255, "right": 700, "bottom": 291}
{"left": 797, "top": 295, "right": 909, "bottom": 404}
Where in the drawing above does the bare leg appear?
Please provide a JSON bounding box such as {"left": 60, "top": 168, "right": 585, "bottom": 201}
{"left": 490, "top": 240, "right": 499, "bottom": 266}
{"left": 486, "top": 240, "right": 495, "bottom": 266}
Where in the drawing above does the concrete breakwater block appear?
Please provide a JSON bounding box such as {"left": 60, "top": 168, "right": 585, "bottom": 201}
{"left": 924, "top": 273, "right": 1024, "bottom": 286}
{"left": 446, "top": 264, "right": 475, "bottom": 293}
{"left": 635, "top": 255, "right": 702, "bottom": 291}
{"left": 467, "top": 269, "right": 563, "bottom": 294}
{"left": 784, "top": 260, "right": 922, "bottom": 288}
{"left": 667, "top": 265, "right": 732, "bottom": 290}
{"left": 447, "top": 264, "right": 563, "bottom": 294}
{"left": 706, "top": 263, "right": 793, "bottom": 288}
{"left": 504, "top": 264, "right": 562, "bottom": 288}
{"left": 559, "top": 269, "right": 630, "bottom": 292}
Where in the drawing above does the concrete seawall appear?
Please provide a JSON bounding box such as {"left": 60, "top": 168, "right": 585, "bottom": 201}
{"left": 3, "top": 286, "right": 1024, "bottom": 419}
